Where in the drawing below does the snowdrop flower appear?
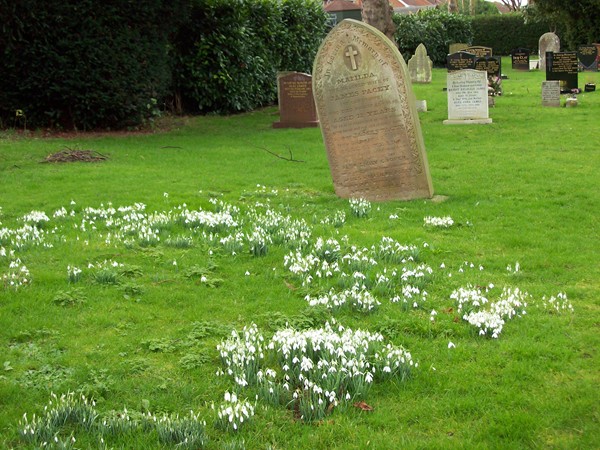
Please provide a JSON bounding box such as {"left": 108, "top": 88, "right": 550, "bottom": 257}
{"left": 448, "top": 341, "right": 456, "bottom": 349}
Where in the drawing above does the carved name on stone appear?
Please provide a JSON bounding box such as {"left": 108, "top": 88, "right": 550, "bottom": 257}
{"left": 312, "top": 19, "right": 433, "bottom": 201}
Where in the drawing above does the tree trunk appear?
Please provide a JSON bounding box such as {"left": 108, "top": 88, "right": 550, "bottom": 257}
{"left": 361, "top": 0, "right": 397, "bottom": 47}
{"left": 448, "top": 0, "right": 459, "bottom": 13}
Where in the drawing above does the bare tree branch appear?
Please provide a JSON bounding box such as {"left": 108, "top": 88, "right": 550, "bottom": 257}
{"left": 249, "top": 142, "right": 305, "bottom": 163}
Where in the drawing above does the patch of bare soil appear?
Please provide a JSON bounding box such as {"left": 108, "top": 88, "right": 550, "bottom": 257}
{"left": 42, "top": 148, "right": 108, "bottom": 163}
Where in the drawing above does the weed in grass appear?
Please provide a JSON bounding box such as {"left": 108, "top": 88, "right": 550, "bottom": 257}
{"left": 53, "top": 288, "right": 86, "bottom": 307}
{"left": 17, "top": 365, "right": 73, "bottom": 390}
{"left": 179, "top": 351, "right": 211, "bottom": 370}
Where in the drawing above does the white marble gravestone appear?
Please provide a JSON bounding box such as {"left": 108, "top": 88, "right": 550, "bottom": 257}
{"left": 443, "top": 69, "right": 492, "bottom": 125}
{"left": 541, "top": 80, "right": 561, "bottom": 107}
{"left": 312, "top": 19, "right": 433, "bottom": 201}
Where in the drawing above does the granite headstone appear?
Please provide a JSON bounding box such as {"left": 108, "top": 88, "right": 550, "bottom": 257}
{"left": 546, "top": 51, "right": 578, "bottom": 93}
{"left": 578, "top": 45, "right": 598, "bottom": 71}
{"left": 447, "top": 51, "right": 476, "bottom": 72}
{"left": 273, "top": 72, "right": 319, "bottom": 128}
{"left": 511, "top": 48, "right": 530, "bottom": 71}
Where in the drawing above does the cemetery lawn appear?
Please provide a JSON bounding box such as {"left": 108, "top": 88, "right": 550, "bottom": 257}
{"left": 1, "top": 59, "right": 598, "bottom": 449}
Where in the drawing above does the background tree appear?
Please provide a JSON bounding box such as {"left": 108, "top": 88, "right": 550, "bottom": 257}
{"left": 497, "top": 0, "right": 526, "bottom": 11}
{"left": 448, "top": 0, "right": 459, "bottom": 14}
{"left": 361, "top": 0, "right": 397, "bottom": 45}
{"left": 526, "top": 0, "right": 600, "bottom": 49}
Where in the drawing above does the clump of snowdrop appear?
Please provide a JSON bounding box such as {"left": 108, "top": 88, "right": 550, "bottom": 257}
{"left": 349, "top": 198, "right": 371, "bottom": 218}
{"left": 215, "top": 391, "right": 255, "bottom": 432}
{"left": 22, "top": 210, "right": 50, "bottom": 227}
{"left": 217, "top": 321, "right": 416, "bottom": 423}
{"left": 541, "top": 292, "right": 574, "bottom": 314}
{"left": 455, "top": 285, "right": 530, "bottom": 338}
{"left": 3, "top": 258, "right": 31, "bottom": 290}
{"left": 67, "top": 265, "right": 82, "bottom": 283}
{"left": 320, "top": 210, "right": 346, "bottom": 227}
{"left": 391, "top": 284, "right": 428, "bottom": 310}
{"left": 423, "top": 216, "right": 454, "bottom": 228}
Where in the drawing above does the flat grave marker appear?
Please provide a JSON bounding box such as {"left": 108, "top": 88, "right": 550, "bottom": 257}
{"left": 312, "top": 19, "right": 433, "bottom": 201}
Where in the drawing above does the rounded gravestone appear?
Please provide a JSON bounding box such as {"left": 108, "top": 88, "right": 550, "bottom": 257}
{"left": 539, "top": 32, "right": 560, "bottom": 71}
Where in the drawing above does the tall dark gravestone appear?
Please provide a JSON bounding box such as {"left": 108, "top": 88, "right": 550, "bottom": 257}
{"left": 546, "top": 52, "right": 578, "bottom": 93}
{"left": 312, "top": 19, "right": 433, "bottom": 201}
{"left": 511, "top": 48, "right": 530, "bottom": 71}
{"left": 447, "top": 51, "right": 476, "bottom": 72}
{"left": 578, "top": 45, "right": 598, "bottom": 71}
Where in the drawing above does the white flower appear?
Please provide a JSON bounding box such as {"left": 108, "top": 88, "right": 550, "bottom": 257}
{"left": 448, "top": 341, "right": 456, "bottom": 349}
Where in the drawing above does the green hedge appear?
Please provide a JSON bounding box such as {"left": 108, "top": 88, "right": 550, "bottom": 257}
{"left": 170, "top": 0, "right": 328, "bottom": 114}
{"left": 470, "top": 13, "right": 565, "bottom": 55}
{"left": 394, "top": 9, "right": 473, "bottom": 67}
{"left": 0, "top": 0, "right": 183, "bottom": 130}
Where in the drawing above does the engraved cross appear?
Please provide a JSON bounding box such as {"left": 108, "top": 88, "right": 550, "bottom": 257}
{"left": 345, "top": 45, "right": 359, "bottom": 71}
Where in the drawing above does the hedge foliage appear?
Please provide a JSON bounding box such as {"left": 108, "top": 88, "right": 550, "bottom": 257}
{"left": 0, "top": 0, "right": 185, "bottom": 130}
{"left": 470, "top": 13, "right": 565, "bottom": 55}
{"left": 0, "top": 0, "right": 327, "bottom": 129}
{"left": 394, "top": 9, "right": 474, "bottom": 67}
{"left": 170, "top": 0, "right": 328, "bottom": 114}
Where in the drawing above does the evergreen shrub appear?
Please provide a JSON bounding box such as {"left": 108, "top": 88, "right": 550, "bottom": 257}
{"left": 0, "top": 0, "right": 182, "bottom": 130}
{"left": 394, "top": 9, "right": 473, "bottom": 67}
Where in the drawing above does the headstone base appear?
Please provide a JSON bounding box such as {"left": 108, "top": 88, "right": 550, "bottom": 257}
{"left": 443, "top": 118, "right": 493, "bottom": 125}
{"left": 272, "top": 121, "right": 319, "bottom": 129}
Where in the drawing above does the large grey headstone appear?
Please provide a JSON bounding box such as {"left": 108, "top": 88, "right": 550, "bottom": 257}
{"left": 539, "top": 32, "right": 560, "bottom": 71}
{"left": 443, "top": 69, "right": 492, "bottom": 125}
{"left": 312, "top": 19, "right": 433, "bottom": 201}
{"left": 408, "top": 43, "right": 432, "bottom": 84}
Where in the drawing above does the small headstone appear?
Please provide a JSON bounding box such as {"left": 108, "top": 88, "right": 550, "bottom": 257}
{"left": 565, "top": 97, "right": 578, "bottom": 108}
{"left": 449, "top": 43, "right": 469, "bottom": 54}
{"left": 312, "top": 19, "right": 433, "bottom": 201}
{"left": 539, "top": 32, "right": 560, "bottom": 71}
{"left": 546, "top": 51, "right": 578, "bottom": 93}
{"left": 511, "top": 48, "right": 530, "bottom": 71}
{"left": 415, "top": 100, "right": 427, "bottom": 112}
{"left": 577, "top": 45, "right": 598, "bottom": 71}
{"left": 465, "top": 46, "right": 492, "bottom": 58}
{"left": 408, "top": 43, "right": 433, "bottom": 83}
{"left": 529, "top": 59, "right": 539, "bottom": 70}
{"left": 541, "top": 80, "right": 561, "bottom": 107}
{"left": 443, "top": 69, "right": 492, "bottom": 125}
{"left": 447, "top": 51, "right": 476, "bottom": 72}
{"left": 273, "top": 72, "right": 319, "bottom": 128}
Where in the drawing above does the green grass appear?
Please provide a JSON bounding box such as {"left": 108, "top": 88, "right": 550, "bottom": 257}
{"left": 1, "top": 58, "right": 599, "bottom": 449}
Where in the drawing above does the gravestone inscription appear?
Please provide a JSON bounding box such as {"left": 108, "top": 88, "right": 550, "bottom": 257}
{"left": 511, "top": 48, "right": 530, "bottom": 71}
{"left": 541, "top": 80, "right": 561, "bottom": 107}
{"left": 578, "top": 45, "right": 598, "bottom": 71}
{"left": 546, "top": 51, "right": 578, "bottom": 93}
{"left": 474, "top": 56, "right": 501, "bottom": 79}
{"left": 443, "top": 69, "right": 492, "bottom": 125}
{"left": 539, "top": 32, "right": 560, "bottom": 71}
{"left": 273, "top": 72, "right": 319, "bottom": 128}
{"left": 312, "top": 19, "right": 433, "bottom": 201}
{"left": 447, "top": 51, "right": 476, "bottom": 72}
{"left": 408, "top": 43, "right": 433, "bottom": 84}
{"left": 465, "top": 46, "right": 492, "bottom": 58}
